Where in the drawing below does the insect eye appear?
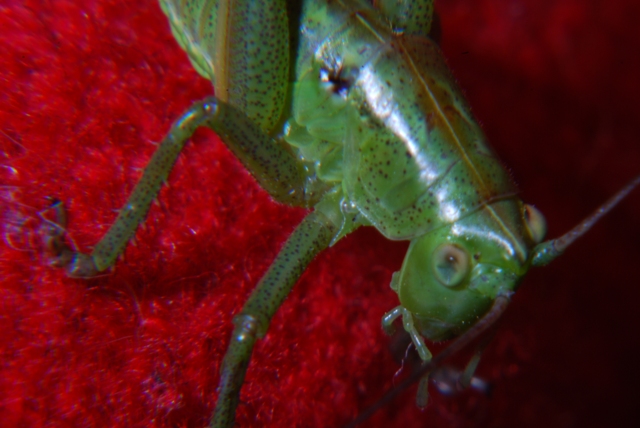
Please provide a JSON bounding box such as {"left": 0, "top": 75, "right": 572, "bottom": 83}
{"left": 432, "top": 243, "right": 470, "bottom": 287}
{"left": 523, "top": 204, "right": 547, "bottom": 244}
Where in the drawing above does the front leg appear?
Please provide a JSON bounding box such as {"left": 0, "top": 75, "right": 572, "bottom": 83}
{"left": 382, "top": 306, "right": 433, "bottom": 408}
{"left": 211, "top": 208, "right": 339, "bottom": 428}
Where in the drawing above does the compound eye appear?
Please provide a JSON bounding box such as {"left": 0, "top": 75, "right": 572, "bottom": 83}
{"left": 523, "top": 204, "right": 547, "bottom": 244}
{"left": 432, "top": 243, "right": 470, "bottom": 287}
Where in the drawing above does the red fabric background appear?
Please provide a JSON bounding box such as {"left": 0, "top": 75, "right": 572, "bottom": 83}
{"left": 1, "top": 0, "right": 640, "bottom": 427}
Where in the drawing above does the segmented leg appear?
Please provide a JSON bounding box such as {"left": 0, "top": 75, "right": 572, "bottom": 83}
{"left": 456, "top": 327, "right": 496, "bottom": 391}
{"left": 382, "top": 306, "right": 432, "bottom": 362}
{"left": 381, "top": 304, "right": 495, "bottom": 406}
{"left": 59, "top": 97, "right": 308, "bottom": 277}
{"left": 458, "top": 347, "right": 483, "bottom": 390}
{"left": 211, "top": 209, "right": 338, "bottom": 428}
{"left": 382, "top": 305, "right": 433, "bottom": 408}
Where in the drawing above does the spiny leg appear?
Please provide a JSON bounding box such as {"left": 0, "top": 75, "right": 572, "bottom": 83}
{"left": 211, "top": 208, "right": 339, "bottom": 428}
{"left": 55, "top": 97, "right": 308, "bottom": 277}
{"left": 62, "top": 99, "right": 218, "bottom": 277}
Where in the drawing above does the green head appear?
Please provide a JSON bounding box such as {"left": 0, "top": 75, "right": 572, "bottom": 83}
{"left": 394, "top": 200, "right": 548, "bottom": 341}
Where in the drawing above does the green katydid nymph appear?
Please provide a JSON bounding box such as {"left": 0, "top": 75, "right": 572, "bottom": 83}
{"left": 40, "top": 1, "right": 640, "bottom": 426}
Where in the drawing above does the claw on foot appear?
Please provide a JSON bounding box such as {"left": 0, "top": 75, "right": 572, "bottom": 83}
{"left": 38, "top": 200, "right": 99, "bottom": 278}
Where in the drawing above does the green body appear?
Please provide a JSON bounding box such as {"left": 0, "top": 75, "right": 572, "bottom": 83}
{"left": 160, "top": 0, "right": 541, "bottom": 340}
{"left": 56, "top": 1, "right": 559, "bottom": 426}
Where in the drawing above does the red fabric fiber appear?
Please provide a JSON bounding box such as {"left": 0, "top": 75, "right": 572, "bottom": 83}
{"left": 1, "top": 0, "right": 640, "bottom": 427}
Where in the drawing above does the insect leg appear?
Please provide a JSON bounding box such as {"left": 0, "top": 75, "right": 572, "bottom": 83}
{"left": 456, "top": 325, "right": 497, "bottom": 391}
{"left": 160, "top": 0, "right": 290, "bottom": 134}
{"left": 56, "top": 97, "right": 309, "bottom": 277}
{"left": 382, "top": 305, "right": 434, "bottom": 407}
{"left": 211, "top": 208, "right": 339, "bottom": 428}
{"left": 457, "top": 344, "right": 484, "bottom": 390}
{"left": 345, "top": 295, "right": 511, "bottom": 428}
{"left": 58, "top": 99, "right": 220, "bottom": 277}
{"left": 201, "top": 100, "right": 310, "bottom": 206}
{"left": 38, "top": 199, "right": 72, "bottom": 267}
{"left": 399, "top": 307, "right": 432, "bottom": 362}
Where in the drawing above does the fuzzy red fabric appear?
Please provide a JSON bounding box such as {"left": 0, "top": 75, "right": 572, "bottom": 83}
{"left": 1, "top": 1, "right": 640, "bottom": 427}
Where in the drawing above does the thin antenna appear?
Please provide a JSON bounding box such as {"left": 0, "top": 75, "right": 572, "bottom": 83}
{"left": 344, "top": 294, "right": 511, "bottom": 428}
{"left": 532, "top": 175, "right": 640, "bottom": 266}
